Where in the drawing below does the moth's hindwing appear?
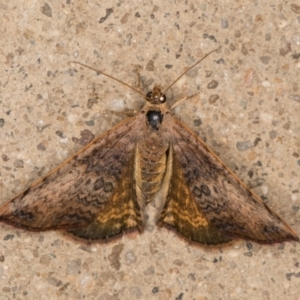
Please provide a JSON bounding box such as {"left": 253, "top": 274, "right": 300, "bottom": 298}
{"left": 68, "top": 149, "right": 143, "bottom": 239}
{"left": 158, "top": 147, "right": 232, "bottom": 245}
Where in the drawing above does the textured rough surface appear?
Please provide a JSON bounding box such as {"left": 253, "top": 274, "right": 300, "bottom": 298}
{"left": 0, "top": 1, "right": 300, "bottom": 299}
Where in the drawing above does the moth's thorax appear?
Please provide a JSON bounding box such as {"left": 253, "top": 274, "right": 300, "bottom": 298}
{"left": 146, "top": 110, "right": 163, "bottom": 131}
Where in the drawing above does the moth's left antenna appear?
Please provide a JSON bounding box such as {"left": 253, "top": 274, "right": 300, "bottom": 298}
{"left": 69, "top": 61, "right": 146, "bottom": 98}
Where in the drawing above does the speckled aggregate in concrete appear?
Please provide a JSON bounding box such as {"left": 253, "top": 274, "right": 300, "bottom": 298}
{"left": 0, "top": 1, "right": 300, "bottom": 300}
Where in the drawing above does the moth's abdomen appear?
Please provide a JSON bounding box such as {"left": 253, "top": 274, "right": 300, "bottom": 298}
{"left": 137, "top": 135, "right": 169, "bottom": 202}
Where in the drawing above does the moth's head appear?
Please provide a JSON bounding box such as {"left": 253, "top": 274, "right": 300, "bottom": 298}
{"left": 146, "top": 85, "right": 167, "bottom": 105}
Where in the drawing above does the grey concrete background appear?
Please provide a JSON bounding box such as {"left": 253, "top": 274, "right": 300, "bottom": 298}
{"left": 0, "top": 1, "right": 299, "bottom": 299}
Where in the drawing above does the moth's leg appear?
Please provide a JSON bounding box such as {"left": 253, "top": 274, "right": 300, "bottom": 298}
{"left": 132, "top": 65, "right": 142, "bottom": 91}
{"left": 132, "top": 65, "right": 149, "bottom": 94}
{"left": 170, "top": 97, "right": 187, "bottom": 109}
{"left": 171, "top": 93, "right": 200, "bottom": 109}
{"left": 170, "top": 92, "right": 199, "bottom": 109}
{"left": 99, "top": 109, "right": 139, "bottom": 118}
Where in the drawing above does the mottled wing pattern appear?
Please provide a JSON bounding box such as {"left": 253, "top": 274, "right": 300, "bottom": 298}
{"left": 68, "top": 151, "right": 141, "bottom": 239}
{"left": 158, "top": 150, "right": 232, "bottom": 245}
{"left": 0, "top": 117, "right": 143, "bottom": 239}
{"left": 160, "top": 117, "right": 298, "bottom": 244}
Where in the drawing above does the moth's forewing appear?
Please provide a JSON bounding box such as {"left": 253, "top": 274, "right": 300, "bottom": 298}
{"left": 0, "top": 117, "right": 144, "bottom": 238}
{"left": 162, "top": 116, "right": 298, "bottom": 244}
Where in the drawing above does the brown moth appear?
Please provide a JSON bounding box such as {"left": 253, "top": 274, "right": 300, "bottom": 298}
{"left": 0, "top": 49, "right": 298, "bottom": 245}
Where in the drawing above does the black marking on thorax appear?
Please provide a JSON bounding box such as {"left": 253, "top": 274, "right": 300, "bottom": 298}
{"left": 146, "top": 110, "right": 163, "bottom": 131}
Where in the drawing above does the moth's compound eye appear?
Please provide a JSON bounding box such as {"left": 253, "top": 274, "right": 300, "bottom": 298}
{"left": 146, "top": 92, "right": 152, "bottom": 99}
{"left": 159, "top": 94, "right": 167, "bottom": 103}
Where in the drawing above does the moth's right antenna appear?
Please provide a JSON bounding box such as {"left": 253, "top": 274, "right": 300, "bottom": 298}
{"left": 163, "top": 46, "right": 221, "bottom": 94}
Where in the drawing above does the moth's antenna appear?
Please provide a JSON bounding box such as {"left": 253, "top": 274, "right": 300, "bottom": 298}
{"left": 69, "top": 61, "right": 146, "bottom": 98}
{"left": 163, "top": 46, "right": 221, "bottom": 94}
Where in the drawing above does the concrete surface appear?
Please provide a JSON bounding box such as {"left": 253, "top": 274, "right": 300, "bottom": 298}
{"left": 0, "top": 1, "right": 299, "bottom": 299}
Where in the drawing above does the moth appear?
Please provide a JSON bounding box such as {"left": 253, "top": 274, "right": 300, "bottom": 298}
{"left": 0, "top": 49, "right": 298, "bottom": 245}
